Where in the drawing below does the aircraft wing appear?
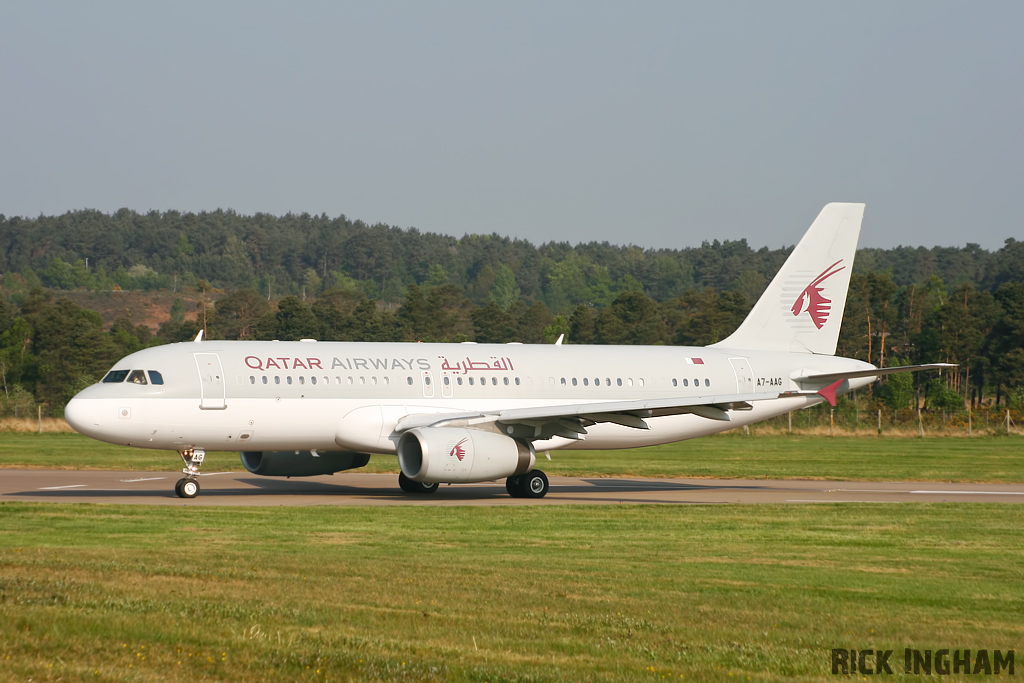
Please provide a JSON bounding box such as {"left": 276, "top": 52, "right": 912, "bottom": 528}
{"left": 395, "top": 391, "right": 783, "bottom": 441}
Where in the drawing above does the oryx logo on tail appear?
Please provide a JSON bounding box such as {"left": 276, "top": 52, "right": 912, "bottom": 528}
{"left": 791, "top": 260, "right": 845, "bottom": 329}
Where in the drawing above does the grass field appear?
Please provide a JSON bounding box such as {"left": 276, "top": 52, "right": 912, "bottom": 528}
{"left": 0, "top": 503, "right": 1021, "bottom": 681}
{"left": 1, "top": 432, "right": 1021, "bottom": 483}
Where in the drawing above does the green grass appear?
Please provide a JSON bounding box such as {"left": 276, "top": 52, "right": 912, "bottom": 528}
{"left": 2, "top": 432, "right": 1021, "bottom": 483}
{"left": 1, "top": 503, "right": 1021, "bottom": 681}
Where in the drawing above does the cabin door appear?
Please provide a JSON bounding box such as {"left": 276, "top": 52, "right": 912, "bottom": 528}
{"left": 195, "top": 353, "right": 227, "bottom": 410}
{"left": 728, "top": 357, "right": 754, "bottom": 395}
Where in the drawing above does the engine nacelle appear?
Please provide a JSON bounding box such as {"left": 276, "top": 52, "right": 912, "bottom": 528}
{"left": 240, "top": 450, "right": 371, "bottom": 477}
{"left": 397, "top": 428, "right": 535, "bottom": 483}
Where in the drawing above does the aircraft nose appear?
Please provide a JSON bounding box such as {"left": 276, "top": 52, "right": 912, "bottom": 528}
{"left": 64, "top": 397, "right": 100, "bottom": 436}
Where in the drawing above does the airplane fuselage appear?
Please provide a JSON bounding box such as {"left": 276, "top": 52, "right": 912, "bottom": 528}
{"left": 66, "top": 340, "right": 875, "bottom": 455}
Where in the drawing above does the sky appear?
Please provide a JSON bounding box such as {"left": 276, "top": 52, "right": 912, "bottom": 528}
{"left": 1, "top": 1, "right": 1021, "bottom": 251}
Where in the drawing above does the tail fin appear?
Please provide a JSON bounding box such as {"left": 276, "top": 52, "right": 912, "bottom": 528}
{"left": 710, "top": 202, "right": 864, "bottom": 355}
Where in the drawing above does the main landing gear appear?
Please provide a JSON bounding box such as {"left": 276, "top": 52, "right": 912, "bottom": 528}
{"left": 398, "top": 471, "right": 439, "bottom": 494}
{"left": 175, "top": 448, "right": 205, "bottom": 499}
{"left": 506, "top": 470, "right": 549, "bottom": 498}
{"left": 394, "top": 470, "right": 550, "bottom": 498}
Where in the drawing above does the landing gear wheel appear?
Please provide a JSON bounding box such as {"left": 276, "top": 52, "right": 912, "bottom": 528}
{"left": 398, "top": 472, "right": 439, "bottom": 494}
{"left": 506, "top": 475, "right": 524, "bottom": 498}
{"left": 176, "top": 448, "right": 205, "bottom": 498}
{"left": 176, "top": 478, "right": 199, "bottom": 499}
{"left": 520, "top": 470, "right": 549, "bottom": 498}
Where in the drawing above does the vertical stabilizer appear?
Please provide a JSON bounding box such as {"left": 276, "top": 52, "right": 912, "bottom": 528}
{"left": 710, "top": 202, "right": 864, "bottom": 355}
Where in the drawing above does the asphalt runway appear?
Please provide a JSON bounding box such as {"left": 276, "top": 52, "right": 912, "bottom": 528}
{"left": 2, "top": 469, "right": 1024, "bottom": 506}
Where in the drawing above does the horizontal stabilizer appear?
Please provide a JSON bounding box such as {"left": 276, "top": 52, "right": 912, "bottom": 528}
{"left": 797, "top": 363, "right": 957, "bottom": 384}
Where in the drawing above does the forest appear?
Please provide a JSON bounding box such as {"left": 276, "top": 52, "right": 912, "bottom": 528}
{"left": 0, "top": 209, "right": 1022, "bottom": 417}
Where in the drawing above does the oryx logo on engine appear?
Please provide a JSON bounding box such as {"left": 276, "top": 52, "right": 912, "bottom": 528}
{"left": 791, "top": 260, "right": 844, "bottom": 329}
{"left": 449, "top": 438, "right": 468, "bottom": 461}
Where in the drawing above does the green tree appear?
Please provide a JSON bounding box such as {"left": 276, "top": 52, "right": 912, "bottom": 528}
{"left": 214, "top": 289, "right": 271, "bottom": 340}
{"left": 490, "top": 264, "right": 521, "bottom": 311}
{"left": 596, "top": 291, "right": 665, "bottom": 345}
{"left": 266, "top": 296, "right": 320, "bottom": 341}
{"left": 472, "top": 301, "right": 514, "bottom": 343}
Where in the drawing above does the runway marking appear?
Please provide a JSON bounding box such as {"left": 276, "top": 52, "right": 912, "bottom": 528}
{"left": 38, "top": 484, "right": 87, "bottom": 490}
{"left": 836, "top": 489, "right": 1024, "bottom": 496}
{"left": 787, "top": 499, "right": 891, "bottom": 503}
{"left": 910, "top": 490, "right": 1024, "bottom": 495}
{"left": 120, "top": 477, "right": 167, "bottom": 483}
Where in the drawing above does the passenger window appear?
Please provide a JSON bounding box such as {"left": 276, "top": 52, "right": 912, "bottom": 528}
{"left": 605, "top": 378, "right": 610, "bottom": 386}
{"left": 310, "top": 376, "right": 317, "bottom": 385}
{"left": 148, "top": 371, "right": 164, "bottom": 385}
{"left": 423, "top": 376, "right": 430, "bottom": 386}
{"left": 594, "top": 378, "right": 599, "bottom": 386}
{"left": 249, "top": 376, "right": 256, "bottom": 385}
{"left": 275, "top": 376, "right": 281, "bottom": 384}
{"left": 457, "top": 377, "right": 463, "bottom": 385}
{"left": 503, "top": 377, "right": 509, "bottom": 386}
{"left": 514, "top": 377, "right": 520, "bottom": 385}
{"left": 468, "top": 377, "right": 475, "bottom": 386}
{"left": 407, "top": 377, "right": 413, "bottom": 385}
{"left": 683, "top": 379, "right": 689, "bottom": 387}
{"left": 639, "top": 378, "right": 645, "bottom": 387}
{"left": 693, "top": 378, "right": 699, "bottom": 386}
{"left": 560, "top": 378, "right": 566, "bottom": 386}
{"left": 572, "top": 378, "right": 578, "bottom": 386}
{"left": 262, "top": 376, "right": 268, "bottom": 385}
{"left": 705, "top": 378, "right": 710, "bottom": 387}
{"left": 672, "top": 378, "right": 678, "bottom": 387}
{"left": 287, "top": 376, "right": 293, "bottom": 385}
{"left": 491, "top": 377, "right": 497, "bottom": 385}
{"left": 617, "top": 378, "right": 622, "bottom": 386}
{"left": 127, "top": 370, "right": 148, "bottom": 385}
{"left": 443, "top": 376, "right": 451, "bottom": 386}
{"left": 299, "top": 376, "right": 305, "bottom": 385}
{"left": 102, "top": 370, "right": 130, "bottom": 383}
{"left": 583, "top": 378, "right": 589, "bottom": 386}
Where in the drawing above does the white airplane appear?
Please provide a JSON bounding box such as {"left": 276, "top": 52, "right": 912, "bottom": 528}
{"left": 65, "top": 203, "right": 951, "bottom": 499}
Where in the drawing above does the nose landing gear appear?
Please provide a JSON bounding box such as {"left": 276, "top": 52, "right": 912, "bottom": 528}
{"left": 175, "top": 448, "right": 205, "bottom": 498}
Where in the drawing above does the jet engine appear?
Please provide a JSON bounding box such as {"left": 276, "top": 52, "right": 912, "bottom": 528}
{"left": 397, "top": 427, "right": 535, "bottom": 483}
{"left": 240, "top": 450, "right": 370, "bottom": 477}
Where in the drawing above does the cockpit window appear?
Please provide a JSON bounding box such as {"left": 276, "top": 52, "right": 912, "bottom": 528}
{"left": 148, "top": 370, "right": 164, "bottom": 385}
{"left": 127, "top": 370, "right": 148, "bottom": 385}
{"left": 102, "top": 370, "right": 130, "bottom": 383}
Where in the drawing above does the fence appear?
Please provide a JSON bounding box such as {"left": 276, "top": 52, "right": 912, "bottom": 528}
{"left": 753, "top": 401, "right": 1022, "bottom": 437}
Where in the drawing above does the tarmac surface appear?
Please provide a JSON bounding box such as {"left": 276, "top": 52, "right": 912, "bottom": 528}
{"left": 2, "top": 469, "right": 1024, "bottom": 506}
